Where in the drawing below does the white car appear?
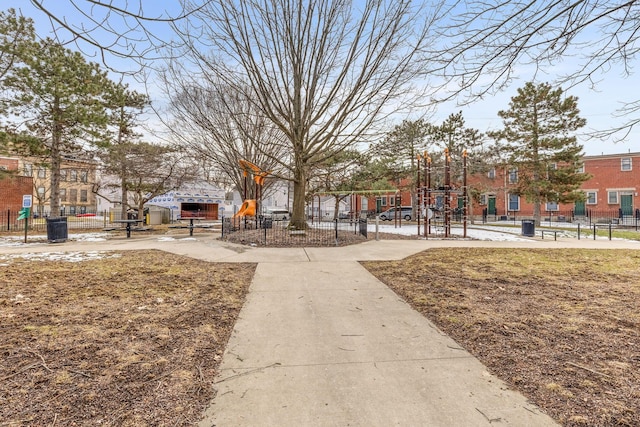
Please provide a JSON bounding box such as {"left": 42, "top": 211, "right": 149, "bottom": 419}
{"left": 379, "top": 206, "right": 413, "bottom": 221}
{"left": 265, "top": 209, "right": 290, "bottom": 220}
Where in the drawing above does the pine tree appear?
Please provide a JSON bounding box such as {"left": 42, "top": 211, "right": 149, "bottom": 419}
{"left": 489, "top": 82, "right": 589, "bottom": 224}
{"left": 4, "top": 38, "right": 110, "bottom": 215}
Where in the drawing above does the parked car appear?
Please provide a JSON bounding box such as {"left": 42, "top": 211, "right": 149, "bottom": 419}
{"left": 265, "top": 209, "right": 290, "bottom": 220}
{"left": 379, "top": 206, "right": 413, "bottom": 221}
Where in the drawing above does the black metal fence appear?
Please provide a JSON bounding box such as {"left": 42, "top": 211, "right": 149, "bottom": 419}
{"left": 1, "top": 209, "right": 134, "bottom": 233}
{"left": 479, "top": 208, "right": 640, "bottom": 228}
{"left": 221, "top": 217, "right": 368, "bottom": 246}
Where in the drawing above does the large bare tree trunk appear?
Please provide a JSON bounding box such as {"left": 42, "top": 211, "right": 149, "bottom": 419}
{"left": 290, "top": 164, "right": 307, "bottom": 230}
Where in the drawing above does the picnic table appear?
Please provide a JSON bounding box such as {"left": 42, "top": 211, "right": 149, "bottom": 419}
{"left": 170, "top": 217, "right": 206, "bottom": 236}
{"left": 112, "top": 219, "right": 144, "bottom": 238}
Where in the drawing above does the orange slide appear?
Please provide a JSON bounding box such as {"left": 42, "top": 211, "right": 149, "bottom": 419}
{"left": 233, "top": 199, "right": 257, "bottom": 218}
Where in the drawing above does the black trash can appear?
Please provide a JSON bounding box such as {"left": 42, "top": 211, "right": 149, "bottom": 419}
{"left": 521, "top": 219, "right": 535, "bottom": 237}
{"left": 46, "top": 217, "right": 68, "bottom": 243}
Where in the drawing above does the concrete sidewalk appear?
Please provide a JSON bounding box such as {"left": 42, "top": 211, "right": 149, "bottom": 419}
{"left": 199, "top": 259, "right": 558, "bottom": 426}
{"left": 5, "top": 233, "right": 638, "bottom": 426}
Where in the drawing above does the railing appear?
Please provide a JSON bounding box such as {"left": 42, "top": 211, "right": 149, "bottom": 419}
{"left": 1, "top": 209, "right": 136, "bottom": 233}
{"left": 222, "top": 217, "right": 367, "bottom": 246}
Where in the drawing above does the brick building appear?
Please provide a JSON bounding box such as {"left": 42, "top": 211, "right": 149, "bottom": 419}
{"left": 470, "top": 152, "right": 640, "bottom": 220}
{"left": 0, "top": 174, "right": 34, "bottom": 215}
{"left": 0, "top": 155, "right": 98, "bottom": 216}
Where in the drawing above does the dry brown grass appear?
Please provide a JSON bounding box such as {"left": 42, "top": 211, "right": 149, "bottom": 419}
{"left": 0, "top": 251, "right": 255, "bottom": 426}
{"left": 2, "top": 244, "right": 639, "bottom": 426}
{"left": 362, "top": 248, "right": 640, "bottom": 427}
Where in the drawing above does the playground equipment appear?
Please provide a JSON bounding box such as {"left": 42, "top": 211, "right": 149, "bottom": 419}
{"left": 234, "top": 159, "right": 270, "bottom": 224}
{"left": 417, "top": 148, "right": 468, "bottom": 238}
{"left": 233, "top": 199, "right": 256, "bottom": 218}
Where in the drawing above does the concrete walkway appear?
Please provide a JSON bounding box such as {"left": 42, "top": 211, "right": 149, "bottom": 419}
{"left": 4, "top": 233, "right": 639, "bottom": 426}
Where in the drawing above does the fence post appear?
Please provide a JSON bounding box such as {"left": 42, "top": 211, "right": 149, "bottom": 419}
{"left": 6, "top": 209, "right": 9, "bottom": 231}
{"left": 577, "top": 223, "right": 580, "bottom": 240}
{"left": 593, "top": 224, "right": 596, "bottom": 240}
{"left": 609, "top": 223, "right": 612, "bottom": 240}
{"left": 334, "top": 219, "right": 338, "bottom": 241}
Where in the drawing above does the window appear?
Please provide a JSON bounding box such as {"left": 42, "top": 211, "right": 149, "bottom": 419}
{"left": 80, "top": 190, "right": 88, "bottom": 202}
{"left": 586, "top": 191, "right": 597, "bottom": 204}
{"left": 480, "top": 194, "right": 487, "bottom": 205}
{"left": 546, "top": 201, "right": 559, "bottom": 211}
{"left": 389, "top": 196, "right": 395, "bottom": 207}
{"left": 59, "top": 188, "right": 67, "bottom": 202}
{"left": 608, "top": 191, "right": 618, "bottom": 204}
{"left": 38, "top": 167, "right": 46, "bottom": 178}
{"left": 70, "top": 170, "right": 78, "bottom": 182}
{"left": 60, "top": 169, "right": 67, "bottom": 181}
{"left": 69, "top": 189, "right": 78, "bottom": 203}
{"left": 487, "top": 168, "right": 496, "bottom": 179}
{"left": 508, "top": 194, "right": 520, "bottom": 211}
{"left": 508, "top": 168, "right": 518, "bottom": 184}
{"left": 23, "top": 163, "right": 33, "bottom": 177}
{"left": 379, "top": 197, "right": 386, "bottom": 207}
{"left": 621, "top": 157, "right": 632, "bottom": 171}
{"left": 37, "top": 187, "right": 45, "bottom": 197}
{"left": 577, "top": 164, "right": 585, "bottom": 173}
{"left": 80, "top": 170, "right": 88, "bottom": 183}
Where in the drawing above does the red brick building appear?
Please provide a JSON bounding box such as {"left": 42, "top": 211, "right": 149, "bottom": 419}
{"left": 0, "top": 175, "right": 34, "bottom": 215}
{"left": 470, "top": 152, "right": 640, "bottom": 220}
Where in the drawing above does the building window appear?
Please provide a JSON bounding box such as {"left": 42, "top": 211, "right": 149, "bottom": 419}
{"left": 608, "top": 191, "right": 618, "bottom": 204}
{"left": 23, "top": 163, "right": 33, "bottom": 177}
{"left": 480, "top": 194, "right": 487, "bottom": 205}
{"left": 60, "top": 169, "right": 67, "bottom": 181}
{"left": 586, "top": 191, "right": 597, "bottom": 204}
{"left": 38, "top": 167, "right": 46, "bottom": 178}
{"left": 389, "top": 196, "right": 395, "bottom": 207}
{"left": 60, "top": 188, "right": 67, "bottom": 202}
{"left": 487, "top": 168, "right": 496, "bottom": 179}
{"left": 546, "top": 201, "right": 559, "bottom": 211}
{"left": 37, "top": 187, "right": 45, "bottom": 197}
{"left": 508, "top": 168, "right": 518, "bottom": 184}
{"left": 80, "top": 190, "right": 88, "bottom": 202}
{"left": 508, "top": 194, "right": 520, "bottom": 211}
{"left": 379, "top": 197, "right": 386, "bottom": 207}
{"left": 70, "top": 170, "right": 78, "bottom": 182}
{"left": 69, "top": 189, "right": 78, "bottom": 203}
{"left": 621, "top": 157, "right": 632, "bottom": 171}
{"left": 577, "top": 164, "right": 585, "bottom": 173}
{"left": 80, "top": 170, "right": 88, "bottom": 183}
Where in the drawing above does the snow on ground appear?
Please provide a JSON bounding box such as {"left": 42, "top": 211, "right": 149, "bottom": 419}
{"left": 0, "top": 222, "right": 634, "bottom": 263}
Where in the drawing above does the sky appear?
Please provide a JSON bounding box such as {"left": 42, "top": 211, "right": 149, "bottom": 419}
{"left": 12, "top": 1, "right": 640, "bottom": 157}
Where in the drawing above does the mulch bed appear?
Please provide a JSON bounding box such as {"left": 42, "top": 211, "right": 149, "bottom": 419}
{"left": 362, "top": 247, "right": 640, "bottom": 426}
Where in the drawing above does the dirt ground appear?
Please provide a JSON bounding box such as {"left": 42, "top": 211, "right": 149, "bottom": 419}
{"left": 362, "top": 248, "right": 640, "bottom": 427}
{"left": 0, "top": 250, "right": 255, "bottom": 426}
{"left": 2, "top": 236, "right": 639, "bottom": 426}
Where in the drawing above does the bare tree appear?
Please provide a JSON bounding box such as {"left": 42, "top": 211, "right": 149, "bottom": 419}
{"left": 23, "top": 1, "right": 192, "bottom": 71}
{"left": 172, "top": 0, "right": 442, "bottom": 228}
{"left": 430, "top": 1, "right": 640, "bottom": 137}
{"left": 162, "top": 74, "right": 288, "bottom": 202}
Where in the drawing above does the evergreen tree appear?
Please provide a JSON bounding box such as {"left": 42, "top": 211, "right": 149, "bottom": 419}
{"left": 3, "top": 38, "right": 110, "bottom": 215}
{"left": 489, "top": 82, "right": 589, "bottom": 224}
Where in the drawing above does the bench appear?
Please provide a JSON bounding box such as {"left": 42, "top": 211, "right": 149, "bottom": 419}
{"left": 541, "top": 230, "right": 562, "bottom": 241}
